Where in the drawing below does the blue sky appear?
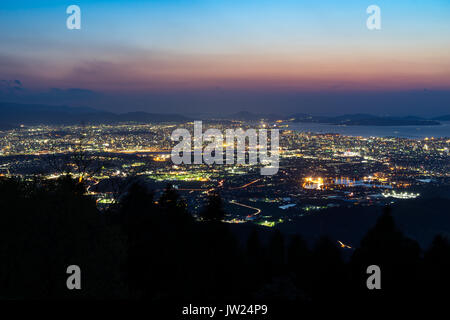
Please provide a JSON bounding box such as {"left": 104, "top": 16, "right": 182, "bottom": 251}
{"left": 1, "top": 1, "right": 450, "bottom": 115}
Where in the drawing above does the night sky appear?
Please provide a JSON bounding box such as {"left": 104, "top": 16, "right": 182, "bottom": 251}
{"left": 1, "top": 0, "right": 450, "bottom": 115}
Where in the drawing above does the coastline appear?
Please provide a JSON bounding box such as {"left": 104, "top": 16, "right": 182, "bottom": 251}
{"left": 288, "top": 121, "right": 450, "bottom": 139}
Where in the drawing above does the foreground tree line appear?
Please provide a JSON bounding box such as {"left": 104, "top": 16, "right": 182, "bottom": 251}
{"left": 0, "top": 176, "right": 448, "bottom": 303}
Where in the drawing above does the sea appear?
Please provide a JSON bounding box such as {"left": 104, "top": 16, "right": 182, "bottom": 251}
{"left": 288, "top": 122, "right": 450, "bottom": 139}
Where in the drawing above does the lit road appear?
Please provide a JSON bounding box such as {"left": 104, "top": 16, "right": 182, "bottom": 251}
{"left": 230, "top": 179, "right": 261, "bottom": 190}
{"left": 176, "top": 178, "right": 259, "bottom": 193}
{"left": 86, "top": 180, "right": 99, "bottom": 194}
{"left": 229, "top": 200, "right": 261, "bottom": 218}
{"left": 337, "top": 240, "right": 353, "bottom": 249}
{"left": 177, "top": 179, "right": 224, "bottom": 193}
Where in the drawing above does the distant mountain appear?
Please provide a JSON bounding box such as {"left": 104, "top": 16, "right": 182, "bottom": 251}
{"left": 288, "top": 113, "right": 441, "bottom": 126}
{"left": 0, "top": 102, "right": 189, "bottom": 125}
{"left": 1, "top": 102, "right": 446, "bottom": 127}
{"left": 116, "top": 111, "right": 188, "bottom": 123}
{"left": 0, "top": 123, "right": 16, "bottom": 130}
{"left": 433, "top": 115, "right": 450, "bottom": 121}
{"left": 288, "top": 113, "right": 327, "bottom": 122}
{"left": 223, "top": 111, "right": 282, "bottom": 121}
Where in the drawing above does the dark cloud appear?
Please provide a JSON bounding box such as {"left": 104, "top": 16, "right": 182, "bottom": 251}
{"left": 0, "top": 86, "right": 102, "bottom": 107}
{"left": 1, "top": 79, "right": 23, "bottom": 90}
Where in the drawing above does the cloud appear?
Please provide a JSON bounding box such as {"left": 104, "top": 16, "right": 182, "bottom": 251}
{"left": 0, "top": 86, "right": 103, "bottom": 108}
{"left": 0, "top": 79, "right": 24, "bottom": 94}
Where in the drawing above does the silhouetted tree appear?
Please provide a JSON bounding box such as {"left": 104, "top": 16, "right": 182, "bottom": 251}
{"left": 200, "top": 193, "right": 226, "bottom": 223}
{"left": 422, "top": 235, "right": 450, "bottom": 303}
{"left": 287, "top": 235, "right": 311, "bottom": 293}
{"left": 2, "top": 176, "right": 448, "bottom": 305}
{"left": 350, "top": 206, "right": 421, "bottom": 303}
{"left": 244, "top": 228, "right": 265, "bottom": 292}
{"left": 0, "top": 176, "right": 126, "bottom": 299}
{"left": 310, "top": 236, "right": 346, "bottom": 302}
{"left": 267, "top": 230, "right": 285, "bottom": 276}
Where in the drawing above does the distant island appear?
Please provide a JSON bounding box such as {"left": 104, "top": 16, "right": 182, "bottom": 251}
{"left": 288, "top": 113, "right": 442, "bottom": 126}
{"left": 219, "top": 111, "right": 447, "bottom": 126}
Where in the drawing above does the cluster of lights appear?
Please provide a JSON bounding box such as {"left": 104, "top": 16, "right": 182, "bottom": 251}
{"left": 382, "top": 191, "right": 420, "bottom": 199}
{"left": 153, "top": 154, "right": 170, "bottom": 162}
{"left": 302, "top": 177, "right": 324, "bottom": 190}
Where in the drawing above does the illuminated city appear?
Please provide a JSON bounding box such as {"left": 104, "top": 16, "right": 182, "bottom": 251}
{"left": 1, "top": 120, "right": 448, "bottom": 228}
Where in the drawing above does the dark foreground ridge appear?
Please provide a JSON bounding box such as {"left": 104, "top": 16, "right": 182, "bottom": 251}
{"left": 0, "top": 176, "right": 449, "bottom": 308}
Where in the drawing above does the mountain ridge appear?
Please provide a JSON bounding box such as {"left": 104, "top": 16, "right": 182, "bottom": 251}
{"left": 0, "top": 102, "right": 448, "bottom": 126}
{"left": 0, "top": 102, "right": 189, "bottom": 126}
